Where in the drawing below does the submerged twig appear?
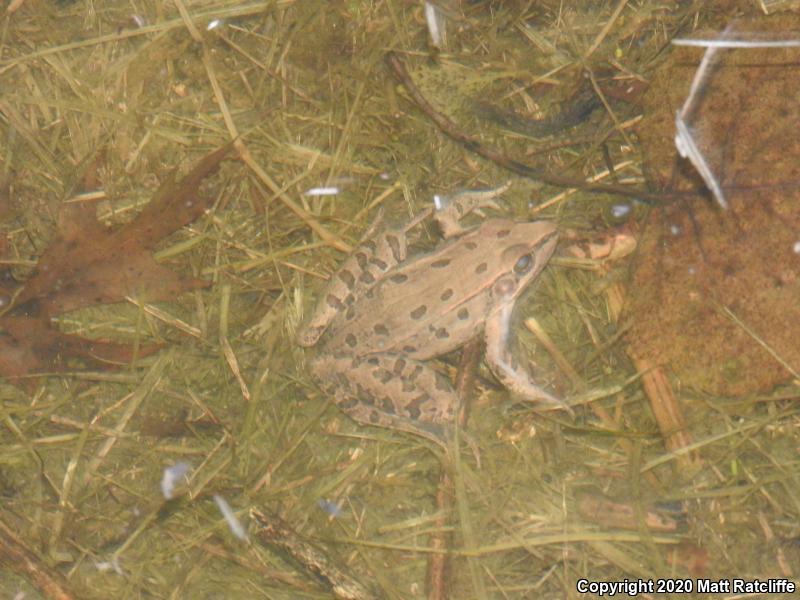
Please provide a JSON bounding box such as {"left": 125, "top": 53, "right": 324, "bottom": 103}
{"left": 629, "top": 354, "right": 701, "bottom": 469}
{"left": 385, "top": 52, "right": 667, "bottom": 203}
{"left": 0, "top": 515, "right": 88, "bottom": 600}
{"left": 426, "top": 337, "right": 483, "bottom": 599}
{"left": 250, "top": 508, "right": 379, "bottom": 600}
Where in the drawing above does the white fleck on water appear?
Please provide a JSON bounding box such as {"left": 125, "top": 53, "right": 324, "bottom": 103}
{"left": 611, "top": 204, "right": 631, "bottom": 218}
{"left": 161, "top": 462, "right": 191, "bottom": 499}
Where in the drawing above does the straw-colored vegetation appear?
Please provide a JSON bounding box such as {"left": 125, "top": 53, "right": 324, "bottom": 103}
{"left": 0, "top": 1, "right": 797, "bottom": 598}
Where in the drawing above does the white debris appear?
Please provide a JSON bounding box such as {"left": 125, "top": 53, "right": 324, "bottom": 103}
{"left": 303, "top": 186, "right": 340, "bottom": 196}
{"left": 424, "top": 2, "right": 446, "bottom": 48}
{"left": 611, "top": 204, "right": 631, "bottom": 218}
{"left": 213, "top": 495, "right": 248, "bottom": 541}
{"left": 673, "top": 37, "right": 800, "bottom": 48}
{"left": 161, "top": 462, "right": 192, "bottom": 500}
{"left": 95, "top": 557, "right": 123, "bottom": 575}
{"left": 672, "top": 28, "right": 800, "bottom": 209}
{"left": 317, "top": 498, "right": 343, "bottom": 518}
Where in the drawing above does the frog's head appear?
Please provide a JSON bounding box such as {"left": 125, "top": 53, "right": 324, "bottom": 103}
{"left": 485, "top": 219, "right": 558, "bottom": 303}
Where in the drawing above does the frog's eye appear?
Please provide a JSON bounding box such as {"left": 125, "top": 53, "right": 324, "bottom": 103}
{"left": 513, "top": 254, "right": 533, "bottom": 274}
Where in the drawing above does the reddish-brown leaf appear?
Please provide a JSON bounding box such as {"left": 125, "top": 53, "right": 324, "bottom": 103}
{"left": 0, "top": 143, "right": 232, "bottom": 384}
{"left": 14, "top": 143, "right": 231, "bottom": 316}
{"left": 0, "top": 315, "right": 161, "bottom": 378}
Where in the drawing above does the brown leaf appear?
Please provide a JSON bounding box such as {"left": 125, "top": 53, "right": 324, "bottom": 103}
{"left": 0, "top": 315, "right": 161, "bottom": 378}
{"left": 14, "top": 143, "right": 231, "bottom": 317}
{"left": 666, "top": 542, "right": 710, "bottom": 578}
{"left": 0, "top": 143, "right": 232, "bottom": 383}
{"left": 576, "top": 493, "right": 680, "bottom": 532}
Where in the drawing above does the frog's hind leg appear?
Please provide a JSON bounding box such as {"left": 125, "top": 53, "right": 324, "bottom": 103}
{"left": 433, "top": 181, "right": 510, "bottom": 238}
{"left": 312, "top": 353, "right": 458, "bottom": 445}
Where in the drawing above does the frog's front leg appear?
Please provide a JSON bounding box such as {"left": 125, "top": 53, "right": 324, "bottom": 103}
{"left": 311, "top": 353, "right": 458, "bottom": 444}
{"left": 484, "top": 281, "right": 572, "bottom": 414}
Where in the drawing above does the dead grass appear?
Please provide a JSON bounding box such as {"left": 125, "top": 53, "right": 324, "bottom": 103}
{"left": 0, "top": 0, "right": 798, "bottom": 598}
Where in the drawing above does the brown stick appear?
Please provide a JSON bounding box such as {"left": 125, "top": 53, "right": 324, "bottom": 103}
{"left": 630, "top": 354, "right": 702, "bottom": 469}
{"left": 426, "top": 469, "right": 451, "bottom": 600}
{"left": 250, "top": 508, "right": 378, "bottom": 600}
{"left": 0, "top": 516, "right": 88, "bottom": 600}
{"left": 426, "top": 338, "right": 483, "bottom": 600}
{"left": 569, "top": 230, "right": 701, "bottom": 472}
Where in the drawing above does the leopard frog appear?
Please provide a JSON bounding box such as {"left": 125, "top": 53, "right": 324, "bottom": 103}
{"left": 297, "top": 183, "right": 566, "bottom": 444}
